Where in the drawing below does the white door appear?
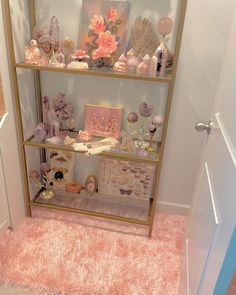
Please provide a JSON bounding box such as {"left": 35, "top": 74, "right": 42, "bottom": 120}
{"left": 186, "top": 5, "right": 236, "bottom": 295}
{"left": 0, "top": 1, "right": 26, "bottom": 232}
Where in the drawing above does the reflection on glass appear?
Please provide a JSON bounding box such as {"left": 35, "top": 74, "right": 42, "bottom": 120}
{"left": 0, "top": 74, "right": 6, "bottom": 118}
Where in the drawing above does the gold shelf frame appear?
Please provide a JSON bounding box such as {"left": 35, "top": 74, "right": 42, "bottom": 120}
{"left": 3, "top": 0, "right": 188, "bottom": 238}
{"left": 24, "top": 134, "right": 160, "bottom": 163}
{"left": 15, "top": 63, "right": 172, "bottom": 83}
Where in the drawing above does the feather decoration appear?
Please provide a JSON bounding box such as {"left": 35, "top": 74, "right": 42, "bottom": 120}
{"left": 131, "top": 17, "right": 160, "bottom": 57}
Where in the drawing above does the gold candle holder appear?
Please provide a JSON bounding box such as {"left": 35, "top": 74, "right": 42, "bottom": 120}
{"left": 145, "top": 132, "right": 155, "bottom": 152}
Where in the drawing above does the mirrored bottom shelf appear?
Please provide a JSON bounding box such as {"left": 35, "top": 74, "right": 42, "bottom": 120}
{"left": 30, "top": 188, "right": 151, "bottom": 225}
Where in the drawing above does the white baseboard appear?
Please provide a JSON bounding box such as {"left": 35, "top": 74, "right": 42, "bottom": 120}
{"left": 156, "top": 201, "right": 190, "bottom": 216}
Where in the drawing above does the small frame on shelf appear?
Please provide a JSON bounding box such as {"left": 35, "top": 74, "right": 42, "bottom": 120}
{"left": 84, "top": 104, "right": 123, "bottom": 139}
{"left": 99, "top": 158, "right": 155, "bottom": 200}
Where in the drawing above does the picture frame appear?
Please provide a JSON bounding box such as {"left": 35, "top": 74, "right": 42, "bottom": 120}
{"left": 47, "top": 150, "right": 75, "bottom": 189}
{"left": 99, "top": 158, "right": 155, "bottom": 200}
{"left": 84, "top": 104, "right": 123, "bottom": 138}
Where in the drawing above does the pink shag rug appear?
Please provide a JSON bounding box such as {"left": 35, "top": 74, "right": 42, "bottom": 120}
{"left": 0, "top": 208, "right": 185, "bottom": 295}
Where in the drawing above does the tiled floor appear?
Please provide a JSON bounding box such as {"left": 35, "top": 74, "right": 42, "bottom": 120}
{"left": 227, "top": 270, "right": 236, "bottom": 295}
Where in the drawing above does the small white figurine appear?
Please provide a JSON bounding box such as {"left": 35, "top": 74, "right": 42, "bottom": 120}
{"left": 136, "top": 54, "right": 150, "bottom": 75}
{"left": 67, "top": 49, "right": 89, "bottom": 70}
{"left": 67, "top": 61, "right": 89, "bottom": 70}
{"left": 25, "top": 39, "right": 41, "bottom": 64}
{"left": 127, "top": 48, "right": 140, "bottom": 73}
{"left": 113, "top": 54, "right": 127, "bottom": 72}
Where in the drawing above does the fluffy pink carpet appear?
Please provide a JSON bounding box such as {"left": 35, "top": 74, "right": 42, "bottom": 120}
{"left": 0, "top": 208, "right": 185, "bottom": 295}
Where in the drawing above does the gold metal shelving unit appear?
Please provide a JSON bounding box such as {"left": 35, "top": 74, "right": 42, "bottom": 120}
{"left": 3, "top": 0, "right": 188, "bottom": 238}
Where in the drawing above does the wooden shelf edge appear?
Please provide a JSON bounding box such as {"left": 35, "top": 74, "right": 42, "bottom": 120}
{"left": 15, "top": 63, "right": 172, "bottom": 83}
{"left": 29, "top": 201, "right": 150, "bottom": 225}
{"left": 23, "top": 138, "right": 160, "bottom": 163}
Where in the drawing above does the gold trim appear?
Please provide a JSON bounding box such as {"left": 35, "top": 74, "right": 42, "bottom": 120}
{"left": 85, "top": 104, "right": 123, "bottom": 110}
{"left": 15, "top": 63, "right": 172, "bottom": 83}
{"left": 24, "top": 136, "right": 160, "bottom": 164}
{"left": 30, "top": 202, "right": 149, "bottom": 226}
{"left": 2, "top": 0, "right": 31, "bottom": 216}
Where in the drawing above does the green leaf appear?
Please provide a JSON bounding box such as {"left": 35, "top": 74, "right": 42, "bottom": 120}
{"left": 88, "top": 30, "right": 94, "bottom": 37}
{"left": 115, "top": 19, "right": 122, "bottom": 25}
{"left": 111, "top": 26, "right": 118, "bottom": 34}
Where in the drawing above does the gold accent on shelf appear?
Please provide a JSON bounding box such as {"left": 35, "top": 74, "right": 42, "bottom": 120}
{"left": 15, "top": 63, "right": 172, "bottom": 83}
{"left": 30, "top": 189, "right": 149, "bottom": 225}
{"left": 2, "top": 0, "right": 31, "bottom": 216}
{"left": 23, "top": 135, "right": 161, "bottom": 164}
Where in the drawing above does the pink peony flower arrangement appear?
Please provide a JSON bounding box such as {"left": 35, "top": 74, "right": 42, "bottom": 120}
{"left": 86, "top": 6, "right": 121, "bottom": 61}
{"left": 89, "top": 15, "right": 105, "bottom": 34}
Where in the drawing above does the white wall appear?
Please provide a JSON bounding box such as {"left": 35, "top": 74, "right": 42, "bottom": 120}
{"left": 158, "top": 0, "right": 236, "bottom": 211}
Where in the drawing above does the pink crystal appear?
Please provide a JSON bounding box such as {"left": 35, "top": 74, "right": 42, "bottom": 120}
{"left": 157, "top": 17, "right": 174, "bottom": 36}
{"left": 40, "top": 162, "right": 51, "bottom": 173}
{"left": 127, "top": 112, "right": 138, "bottom": 123}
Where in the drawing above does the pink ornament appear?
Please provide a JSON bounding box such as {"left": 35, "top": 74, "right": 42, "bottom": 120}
{"left": 40, "top": 162, "right": 51, "bottom": 173}
{"left": 78, "top": 130, "right": 92, "bottom": 142}
{"left": 158, "top": 17, "right": 174, "bottom": 36}
{"left": 148, "top": 56, "right": 158, "bottom": 76}
{"left": 29, "top": 170, "right": 40, "bottom": 181}
{"left": 65, "top": 182, "right": 84, "bottom": 194}
{"left": 136, "top": 54, "right": 150, "bottom": 75}
{"left": 89, "top": 15, "right": 106, "bottom": 34}
{"left": 152, "top": 115, "right": 163, "bottom": 126}
{"left": 127, "top": 112, "right": 138, "bottom": 123}
{"left": 113, "top": 54, "right": 127, "bottom": 72}
{"left": 72, "top": 50, "right": 89, "bottom": 61}
{"left": 148, "top": 123, "right": 156, "bottom": 133}
{"left": 127, "top": 49, "right": 139, "bottom": 73}
{"left": 85, "top": 175, "right": 97, "bottom": 196}
{"left": 107, "top": 7, "right": 117, "bottom": 21}
{"left": 139, "top": 102, "right": 154, "bottom": 118}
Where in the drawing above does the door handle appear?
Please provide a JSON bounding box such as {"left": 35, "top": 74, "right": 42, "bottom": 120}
{"left": 195, "top": 121, "right": 212, "bottom": 135}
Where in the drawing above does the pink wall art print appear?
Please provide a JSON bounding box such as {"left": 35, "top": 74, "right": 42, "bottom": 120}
{"left": 84, "top": 104, "right": 123, "bottom": 138}
{"left": 79, "top": 0, "right": 130, "bottom": 58}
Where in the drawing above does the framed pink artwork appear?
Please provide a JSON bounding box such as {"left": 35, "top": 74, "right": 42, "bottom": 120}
{"left": 84, "top": 104, "right": 123, "bottom": 138}
{"left": 99, "top": 158, "right": 155, "bottom": 200}
{"left": 79, "top": 0, "right": 130, "bottom": 57}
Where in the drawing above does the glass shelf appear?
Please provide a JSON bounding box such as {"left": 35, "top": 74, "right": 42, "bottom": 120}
{"left": 30, "top": 188, "right": 151, "bottom": 225}
{"left": 15, "top": 63, "right": 172, "bottom": 83}
{"left": 24, "top": 133, "right": 161, "bottom": 163}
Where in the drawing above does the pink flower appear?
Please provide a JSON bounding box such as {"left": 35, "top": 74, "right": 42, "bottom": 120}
{"left": 92, "top": 46, "right": 111, "bottom": 60}
{"left": 107, "top": 7, "right": 117, "bottom": 21}
{"left": 97, "top": 31, "right": 118, "bottom": 54}
{"left": 73, "top": 50, "right": 89, "bottom": 60}
{"left": 89, "top": 15, "right": 105, "bottom": 34}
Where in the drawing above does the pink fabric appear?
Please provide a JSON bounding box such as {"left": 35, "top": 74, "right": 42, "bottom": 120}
{"left": 0, "top": 208, "right": 185, "bottom": 295}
